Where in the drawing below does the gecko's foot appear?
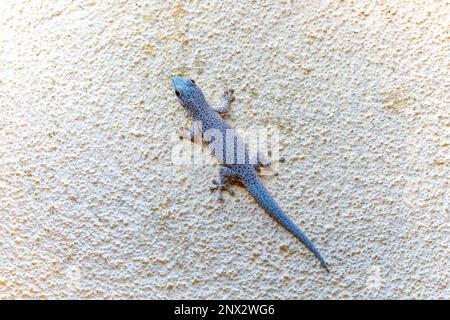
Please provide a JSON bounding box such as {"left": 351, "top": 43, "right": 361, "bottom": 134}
{"left": 179, "top": 129, "right": 194, "bottom": 141}
{"left": 258, "top": 166, "right": 279, "bottom": 177}
{"left": 259, "top": 159, "right": 272, "bottom": 167}
{"left": 256, "top": 159, "right": 280, "bottom": 177}
{"left": 210, "top": 178, "right": 234, "bottom": 200}
{"left": 214, "top": 89, "right": 236, "bottom": 114}
{"left": 256, "top": 150, "right": 273, "bottom": 169}
{"left": 224, "top": 89, "right": 235, "bottom": 103}
{"left": 255, "top": 156, "right": 272, "bottom": 169}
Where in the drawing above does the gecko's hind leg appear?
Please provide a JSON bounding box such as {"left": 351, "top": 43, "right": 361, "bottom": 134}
{"left": 213, "top": 89, "right": 235, "bottom": 114}
{"left": 210, "top": 167, "right": 238, "bottom": 201}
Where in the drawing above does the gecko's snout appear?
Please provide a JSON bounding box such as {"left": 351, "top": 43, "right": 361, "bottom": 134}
{"left": 172, "top": 76, "right": 183, "bottom": 99}
{"left": 171, "top": 76, "right": 183, "bottom": 87}
{"left": 172, "top": 76, "right": 196, "bottom": 90}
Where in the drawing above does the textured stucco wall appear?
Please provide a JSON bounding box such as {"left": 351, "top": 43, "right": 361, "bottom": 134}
{"left": 0, "top": 0, "right": 449, "bottom": 299}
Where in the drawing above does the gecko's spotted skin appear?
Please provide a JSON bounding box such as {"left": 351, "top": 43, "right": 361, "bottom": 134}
{"left": 172, "top": 76, "right": 329, "bottom": 272}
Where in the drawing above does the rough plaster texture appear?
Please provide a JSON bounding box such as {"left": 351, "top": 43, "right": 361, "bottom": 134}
{"left": 0, "top": 0, "right": 449, "bottom": 299}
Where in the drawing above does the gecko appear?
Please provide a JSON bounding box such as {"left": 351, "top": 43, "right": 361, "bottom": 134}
{"left": 172, "top": 76, "right": 329, "bottom": 272}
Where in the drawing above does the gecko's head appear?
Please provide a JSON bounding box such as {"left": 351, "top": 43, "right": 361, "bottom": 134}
{"left": 172, "top": 76, "right": 206, "bottom": 112}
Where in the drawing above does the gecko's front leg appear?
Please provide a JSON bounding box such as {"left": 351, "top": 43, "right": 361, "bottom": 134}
{"left": 212, "top": 89, "right": 235, "bottom": 114}
{"left": 179, "top": 122, "right": 202, "bottom": 141}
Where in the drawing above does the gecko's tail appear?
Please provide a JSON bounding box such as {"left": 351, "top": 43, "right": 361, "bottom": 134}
{"left": 243, "top": 176, "right": 329, "bottom": 273}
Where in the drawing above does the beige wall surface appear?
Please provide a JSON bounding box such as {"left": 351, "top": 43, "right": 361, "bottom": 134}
{"left": 0, "top": 0, "right": 448, "bottom": 299}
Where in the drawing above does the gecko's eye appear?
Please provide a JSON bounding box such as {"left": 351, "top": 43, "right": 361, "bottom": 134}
{"left": 175, "top": 90, "right": 181, "bottom": 97}
{"left": 190, "top": 79, "right": 196, "bottom": 85}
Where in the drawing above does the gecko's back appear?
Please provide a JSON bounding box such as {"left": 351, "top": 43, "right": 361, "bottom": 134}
{"left": 190, "top": 96, "right": 256, "bottom": 174}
